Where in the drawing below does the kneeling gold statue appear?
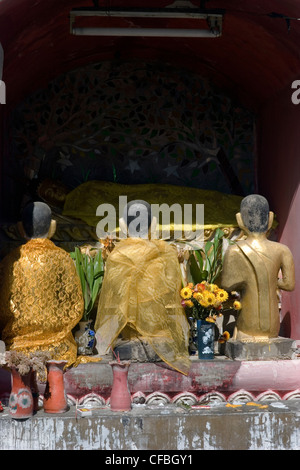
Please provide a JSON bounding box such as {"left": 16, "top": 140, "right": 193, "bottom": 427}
{"left": 0, "top": 202, "right": 84, "bottom": 366}
{"left": 221, "top": 194, "right": 295, "bottom": 342}
{"left": 94, "top": 200, "right": 191, "bottom": 375}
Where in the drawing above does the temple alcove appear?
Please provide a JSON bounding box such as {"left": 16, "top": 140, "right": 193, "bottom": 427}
{"left": 0, "top": 0, "right": 298, "bottom": 341}
{"left": 1, "top": 3, "right": 300, "bottom": 435}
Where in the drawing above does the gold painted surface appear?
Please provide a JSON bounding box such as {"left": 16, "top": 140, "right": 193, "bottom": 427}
{"left": 62, "top": 180, "right": 244, "bottom": 234}
{"left": 221, "top": 212, "right": 295, "bottom": 341}
{"left": 94, "top": 237, "right": 191, "bottom": 375}
{"left": 0, "top": 222, "right": 246, "bottom": 246}
{"left": 0, "top": 238, "right": 84, "bottom": 366}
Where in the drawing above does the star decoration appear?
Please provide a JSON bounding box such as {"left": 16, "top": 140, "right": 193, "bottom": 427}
{"left": 125, "top": 159, "right": 141, "bottom": 174}
{"left": 163, "top": 163, "right": 179, "bottom": 178}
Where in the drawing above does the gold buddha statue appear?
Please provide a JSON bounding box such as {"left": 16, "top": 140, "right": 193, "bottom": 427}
{"left": 0, "top": 202, "right": 84, "bottom": 366}
{"left": 221, "top": 194, "right": 295, "bottom": 342}
{"left": 94, "top": 200, "right": 191, "bottom": 375}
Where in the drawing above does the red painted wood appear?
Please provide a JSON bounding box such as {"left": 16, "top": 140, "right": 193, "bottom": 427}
{"left": 1, "top": 0, "right": 300, "bottom": 110}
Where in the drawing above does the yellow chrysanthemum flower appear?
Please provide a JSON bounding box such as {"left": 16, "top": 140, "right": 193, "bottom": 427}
{"left": 215, "top": 289, "right": 229, "bottom": 303}
{"left": 233, "top": 300, "right": 242, "bottom": 310}
{"left": 202, "top": 290, "right": 216, "bottom": 306}
{"left": 198, "top": 290, "right": 210, "bottom": 307}
{"left": 180, "top": 287, "right": 193, "bottom": 299}
{"left": 185, "top": 300, "right": 194, "bottom": 308}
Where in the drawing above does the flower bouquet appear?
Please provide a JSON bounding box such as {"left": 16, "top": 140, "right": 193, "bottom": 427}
{"left": 180, "top": 281, "right": 241, "bottom": 323}
{"left": 181, "top": 282, "right": 242, "bottom": 355}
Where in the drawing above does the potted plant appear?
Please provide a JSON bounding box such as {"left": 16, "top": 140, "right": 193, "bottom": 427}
{"left": 71, "top": 246, "right": 104, "bottom": 355}
{"left": 188, "top": 228, "right": 225, "bottom": 285}
{"left": 182, "top": 229, "right": 241, "bottom": 358}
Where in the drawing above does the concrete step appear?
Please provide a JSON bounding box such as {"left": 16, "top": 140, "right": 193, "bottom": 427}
{"left": 0, "top": 401, "right": 300, "bottom": 450}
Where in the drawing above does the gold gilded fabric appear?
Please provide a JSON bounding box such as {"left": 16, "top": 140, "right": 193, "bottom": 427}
{"left": 63, "top": 180, "right": 244, "bottom": 234}
{"left": 0, "top": 238, "right": 84, "bottom": 366}
{"left": 94, "top": 238, "right": 191, "bottom": 375}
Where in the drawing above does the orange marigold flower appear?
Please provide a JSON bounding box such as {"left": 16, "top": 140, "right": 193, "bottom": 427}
{"left": 218, "top": 331, "right": 231, "bottom": 343}
{"left": 205, "top": 316, "right": 216, "bottom": 323}
{"left": 233, "top": 300, "right": 242, "bottom": 310}
{"left": 193, "top": 292, "right": 203, "bottom": 302}
{"left": 195, "top": 283, "right": 206, "bottom": 291}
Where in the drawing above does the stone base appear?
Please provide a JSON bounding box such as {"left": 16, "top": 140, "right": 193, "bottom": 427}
{"left": 225, "top": 337, "right": 297, "bottom": 361}
{"left": 1, "top": 401, "right": 300, "bottom": 450}
{"left": 114, "top": 338, "right": 161, "bottom": 363}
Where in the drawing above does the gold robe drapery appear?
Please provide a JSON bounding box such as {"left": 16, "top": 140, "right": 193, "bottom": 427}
{"left": 221, "top": 238, "right": 295, "bottom": 339}
{"left": 63, "top": 180, "right": 245, "bottom": 236}
{"left": 94, "top": 238, "right": 191, "bottom": 375}
{"left": 0, "top": 238, "right": 84, "bottom": 366}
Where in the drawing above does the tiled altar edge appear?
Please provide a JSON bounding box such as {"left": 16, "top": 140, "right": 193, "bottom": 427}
{"left": 2, "top": 357, "right": 300, "bottom": 407}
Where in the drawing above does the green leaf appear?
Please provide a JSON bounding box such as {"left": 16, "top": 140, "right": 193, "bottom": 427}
{"left": 86, "top": 259, "right": 94, "bottom": 292}
{"left": 71, "top": 247, "right": 106, "bottom": 317}
{"left": 194, "top": 250, "right": 204, "bottom": 272}
{"left": 74, "top": 247, "right": 85, "bottom": 293}
{"left": 94, "top": 250, "right": 103, "bottom": 275}
{"left": 91, "top": 276, "right": 102, "bottom": 305}
{"left": 189, "top": 254, "right": 206, "bottom": 284}
{"left": 204, "top": 241, "right": 213, "bottom": 256}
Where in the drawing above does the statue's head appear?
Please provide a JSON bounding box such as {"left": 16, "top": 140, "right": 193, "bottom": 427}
{"left": 20, "top": 201, "right": 56, "bottom": 239}
{"left": 237, "top": 194, "right": 273, "bottom": 234}
{"left": 120, "top": 199, "right": 155, "bottom": 238}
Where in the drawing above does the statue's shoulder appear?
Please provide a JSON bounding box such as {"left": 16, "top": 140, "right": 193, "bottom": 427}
{"left": 151, "top": 239, "right": 177, "bottom": 256}
{"left": 265, "top": 239, "right": 292, "bottom": 253}
{"left": 47, "top": 242, "right": 76, "bottom": 263}
{"left": 224, "top": 242, "right": 241, "bottom": 255}
{"left": 107, "top": 238, "right": 148, "bottom": 260}
{"left": 273, "top": 240, "right": 294, "bottom": 257}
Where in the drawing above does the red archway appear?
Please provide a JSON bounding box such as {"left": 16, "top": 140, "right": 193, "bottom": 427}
{"left": 1, "top": 0, "right": 300, "bottom": 111}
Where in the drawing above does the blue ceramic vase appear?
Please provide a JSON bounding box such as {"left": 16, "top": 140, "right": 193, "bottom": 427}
{"left": 197, "top": 319, "right": 215, "bottom": 359}
{"left": 188, "top": 317, "right": 198, "bottom": 355}
{"left": 74, "top": 320, "right": 96, "bottom": 355}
